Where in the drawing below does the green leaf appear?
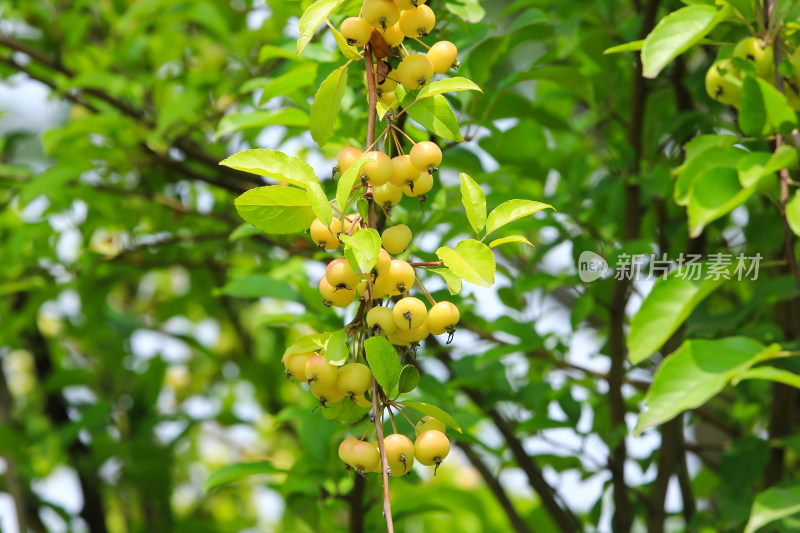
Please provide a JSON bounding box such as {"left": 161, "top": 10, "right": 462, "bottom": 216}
{"left": 402, "top": 401, "right": 462, "bottom": 433}
{"left": 445, "top": 0, "right": 485, "bottom": 23}
{"left": 365, "top": 336, "right": 401, "bottom": 393}
{"left": 404, "top": 94, "right": 463, "bottom": 142}
{"left": 340, "top": 229, "right": 381, "bottom": 275}
{"left": 234, "top": 186, "right": 316, "bottom": 235}
{"left": 220, "top": 149, "right": 318, "bottom": 189}
{"left": 744, "top": 481, "right": 800, "bottom": 533}
{"left": 415, "top": 77, "right": 483, "bottom": 100}
{"left": 357, "top": 197, "right": 369, "bottom": 222}
{"left": 329, "top": 24, "right": 362, "bottom": 60}
{"left": 228, "top": 224, "right": 262, "bottom": 241}
{"left": 736, "top": 146, "right": 796, "bottom": 189}
{"left": 635, "top": 338, "right": 778, "bottom": 434}
{"left": 734, "top": 366, "right": 800, "bottom": 389}
{"left": 628, "top": 268, "right": 728, "bottom": 364}
{"left": 215, "top": 108, "right": 308, "bottom": 139}
{"left": 323, "top": 329, "right": 349, "bottom": 366}
{"left": 459, "top": 173, "right": 486, "bottom": 233}
{"left": 489, "top": 235, "right": 534, "bottom": 249}
{"left": 436, "top": 239, "right": 495, "bottom": 287}
{"left": 429, "top": 268, "right": 462, "bottom": 295}
{"left": 604, "top": 40, "right": 644, "bottom": 54}
{"left": 321, "top": 398, "right": 370, "bottom": 423}
{"left": 740, "top": 77, "right": 798, "bottom": 136}
{"left": 485, "top": 199, "right": 555, "bottom": 236}
{"left": 674, "top": 145, "right": 745, "bottom": 206}
{"left": 687, "top": 167, "right": 755, "bottom": 238}
{"left": 310, "top": 64, "right": 349, "bottom": 147}
{"left": 641, "top": 5, "right": 725, "bottom": 79}
{"left": 204, "top": 461, "right": 284, "bottom": 492}
{"left": 336, "top": 158, "right": 369, "bottom": 212}
{"left": 398, "top": 365, "right": 420, "bottom": 393}
{"left": 306, "top": 180, "right": 333, "bottom": 226}
{"left": 297, "top": 0, "right": 345, "bottom": 56}
{"left": 788, "top": 191, "right": 800, "bottom": 237}
{"left": 283, "top": 332, "right": 333, "bottom": 360}
{"left": 215, "top": 274, "right": 300, "bottom": 301}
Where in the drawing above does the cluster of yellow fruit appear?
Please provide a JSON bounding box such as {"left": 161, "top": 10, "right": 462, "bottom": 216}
{"left": 283, "top": 353, "right": 374, "bottom": 407}
{"left": 705, "top": 36, "right": 800, "bottom": 108}
{"left": 338, "top": 415, "right": 451, "bottom": 476}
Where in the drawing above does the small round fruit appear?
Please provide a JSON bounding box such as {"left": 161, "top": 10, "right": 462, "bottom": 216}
{"left": 371, "top": 276, "right": 392, "bottom": 299}
{"left": 382, "top": 23, "right": 405, "bottom": 47}
{"left": 337, "top": 363, "right": 372, "bottom": 397}
{"left": 310, "top": 381, "right": 346, "bottom": 404}
{"left": 364, "top": 70, "right": 398, "bottom": 94}
{"left": 393, "top": 296, "right": 427, "bottom": 331}
{"left": 382, "top": 224, "right": 412, "bottom": 254}
{"left": 339, "top": 437, "right": 360, "bottom": 464}
{"left": 427, "top": 301, "right": 460, "bottom": 335}
{"left": 342, "top": 215, "right": 361, "bottom": 235}
{"left": 356, "top": 279, "right": 368, "bottom": 297}
{"left": 415, "top": 415, "right": 446, "bottom": 435}
{"left": 705, "top": 59, "right": 742, "bottom": 106}
{"left": 352, "top": 393, "right": 373, "bottom": 408}
{"left": 414, "top": 430, "right": 450, "bottom": 469}
{"left": 393, "top": 320, "right": 429, "bottom": 344}
{"left": 379, "top": 90, "right": 398, "bottom": 106}
{"left": 733, "top": 37, "right": 774, "bottom": 80}
{"left": 363, "top": 0, "right": 400, "bottom": 31}
{"left": 396, "top": 53, "right": 434, "bottom": 90}
{"left": 348, "top": 440, "right": 381, "bottom": 472}
{"left": 341, "top": 17, "right": 372, "bottom": 47}
{"left": 326, "top": 258, "right": 360, "bottom": 291}
{"left": 385, "top": 259, "right": 415, "bottom": 296}
{"left": 284, "top": 352, "right": 313, "bottom": 380}
{"left": 410, "top": 141, "right": 442, "bottom": 173}
{"left": 373, "top": 183, "right": 403, "bottom": 208}
{"left": 402, "top": 172, "right": 433, "bottom": 197}
{"left": 390, "top": 155, "right": 419, "bottom": 187}
{"left": 372, "top": 248, "right": 392, "bottom": 279}
{"left": 305, "top": 354, "right": 339, "bottom": 386}
{"left": 310, "top": 217, "right": 342, "bottom": 250}
{"left": 384, "top": 434, "right": 415, "bottom": 475}
{"left": 320, "top": 277, "right": 356, "bottom": 308}
{"left": 394, "top": 0, "right": 426, "bottom": 9}
{"left": 399, "top": 5, "right": 435, "bottom": 37}
{"left": 338, "top": 147, "right": 363, "bottom": 174}
{"left": 428, "top": 41, "right": 458, "bottom": 74}
{"left": 367, "top": 306, "right": 398, "bottom": 335}
{"left": 362, "top": 151, "right": 393, "bottom": 186}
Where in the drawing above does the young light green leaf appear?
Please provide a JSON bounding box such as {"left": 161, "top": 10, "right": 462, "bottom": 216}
{"left": 336, "top": 158, "right": 369, "bottom": 212}
{"left": 215, "top": 108, "right": 308, "bottom": 139}
{"left": 321, "top": 397, "right": 370, "bottom": 423}
{"left": 416, "top": 77, "right": 483, "bottom": 100}
{"left": 402, "top": 400, "right": 462, "bottom": 433}
{"left": 740, "top": 76, "right": 798, "bottom": 136}
{"left": 436, "top": 239, "right": 495, "bottom": 287}
{"left": 733, "top": 366, "right": 800, "bottom": 389}
{"left": 489, "top": 235, "right": 534, "bottom": 249}
{"left": 398, "top": 365, "right": 420, "bottom": 393}
{"left": 340, "top": 229, "right": 381, "bottom": 275}
{"left": 635, "top": 338, "right": 778, "bottom": 434}
{"left": 404, "top": 94, "right": 463, "bottom": 142}
{"left": 329, "top": 23, "right": 362, "bottom": 60}
{"left": 283, "top": 332, "right": 333, "bottom": 360}
{"left": 641, "top": 5, "right": 726, "bottom": 79}
{"left": 365, "top": 336, "right": 401, "bottom": 393}
{"left": 429, "top": 268, "right": 462, "bottom": 295}
{"left": 628, "top": 268, "right": 728, "bottom": 364}
{"left": 306, "top": 180, "right": 332, "bottom": 226}
{"left": 787, "top": 191, "right": 800, "bottom": 237}
{"left": 603, "top": 40, "right": 644, "bottom": 55}
{"left": 204, "top": 461, "right": 284, "bottom": 492}
{"left": 485, "top": 199, "right": 555, "bottom": 236}
{"left": 310, "top": 64, "right": 349, "bottom": 147}
{"left": 459, "top": 173, "right": 486, "bottom": 233}
{"left": 688, "top": 168, "right": 755, "bottom": 238}
{"left": 235, "top": 186, "right": 316, "bottom": 235}
{"left": 323, "top": 329, "right": 349, "bottom": 365}
{"left": 221, "top": 149, "right": 317, "bottom": 189}
{"left": 228, "top": 223, "right": 261, "bottom": 241}
{"left": 297, "top": 0, "right": 345, "bottom": 56}
{"left": 356, "top": 197, "right": 369, "bottom": 222}
{"left": 744, "top": 481, "right": 800, "bottom": 533}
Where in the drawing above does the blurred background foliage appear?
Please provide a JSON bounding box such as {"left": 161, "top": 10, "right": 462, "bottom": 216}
{"left": 1, "top": 0, "right": 799, "bottom": 532}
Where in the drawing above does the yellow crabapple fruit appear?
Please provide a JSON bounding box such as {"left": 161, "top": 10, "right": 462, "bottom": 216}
{"left": 283, "top": 352, "right": 313, "bottom": 380}
{"left": 373, "top": 183, "right": 403, "bottom": 208}
{"left": 305, "top": 354, "right": 339, "bottom": 386}
{"left": 367, "top": 306, "right": 398, "bottom": 336}
{"left": 364, "top": 70, "right": 398, "bottom": 94}
{"left": 382, "top": 23, "right": 405, "bottom": 47}
{"left": 353, "top": 393, "right": 373, "bottom": 408}
{"left": 427, "top": 301, "right": 460, "bottom": 336}
{"left": 384, "top": 434, "right": 415, "bottom": 475}
{"left": 325, "top": 258, "right": 360, "bottom": 291}
{"left": 379, "top": 90, "right": 398, "bottom": 107}
{"left": 396, "top": 53, "right": 434, "bottom": 90}
{"left": 393, "top": 296, "right": 427, "bottom": 331}
{"left": 310, "top": 218, "right": 342, "bottom": 250}
{"left": 705, "top": 59, "right": 742, "bottom": 106}
{"left": 310, "top": 381, "right": 346, "bottom": 405}
{"left": 402, "top": 172, "right": 433, "bottom": 197}
{"left": 414, "top": 430, "right": 450, "bottom": 471}
{"left": 372, "top": 248, "right": 393, "bottom": 279}
{"left": 399, "top": 4, "right": 435, "bottom": 37}
{"left": 733, "top": 37, "right": 774, "bottom": 80}
{"left": 428, "top": 40, "right": 458, "bottom": 73}
{"left": 362, "top": 151, "right": 393, "bottom": 186}
{"left": 338, "top": 147, "right": 363, "bottom": 174}
{"left": 363, "top": 0, "right": 400, "bottom": 32}
{"left": 394, "top": 319, "right": 429, "bottom": 344}
{"left": 381, "top": 224, "right": 412, "bottom": 254}
{"left": 371, "top": 275, "right": 392, "bottom": 299}
{"left": 319, "top": 277, "right": 356, "bottom": 308}
{"left": 337, "top": 363, "right": 372, "bottom": 397}
{"left": 356, "top": 279, "right": 368, "bottom": 297}
{"left": 415, "top": 415, "right": 446, "bottom": 435}
{"left": 410, "top": 141, "right": 442, "bottom": 174}
{"left": 339, "top": 437, "right": 360, "bottom": 465}
{"left": 341, "top": 17, "right": 372, "bottom": 47}
{"left": 348, "top": 440, "right": 381, "bottom": 472}
{"left": 394, "top": 0, "right": 426, "bottom": 9}
{"left": 385, "top": 259, "right": 415, "bottom": 296}
{"left": 390, "top": 154, "right": 419, "bottom": 187}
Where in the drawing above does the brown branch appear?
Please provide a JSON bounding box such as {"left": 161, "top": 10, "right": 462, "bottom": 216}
{"left": 409, "top": 261, "right": 443, "bottom": 267}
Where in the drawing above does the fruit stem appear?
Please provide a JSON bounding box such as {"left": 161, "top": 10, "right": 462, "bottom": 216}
{"left": 388, "top": 406, "right": 399, "bottom": 433}
{"left": 414, "top": 279, "right": 437, "bottom": 307}
{"left": 408, "top": 261, "right": 443, "bottom": 267}
{"left": 390, "top": 122, "right": 417, "bottom": 145}
{"left": 412, "top": 37, "right": 431, "bottom": 50}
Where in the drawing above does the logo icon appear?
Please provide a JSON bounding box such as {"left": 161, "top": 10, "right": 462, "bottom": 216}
{"left": 578, "top": 251, "right": 608, "bottom": 283}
